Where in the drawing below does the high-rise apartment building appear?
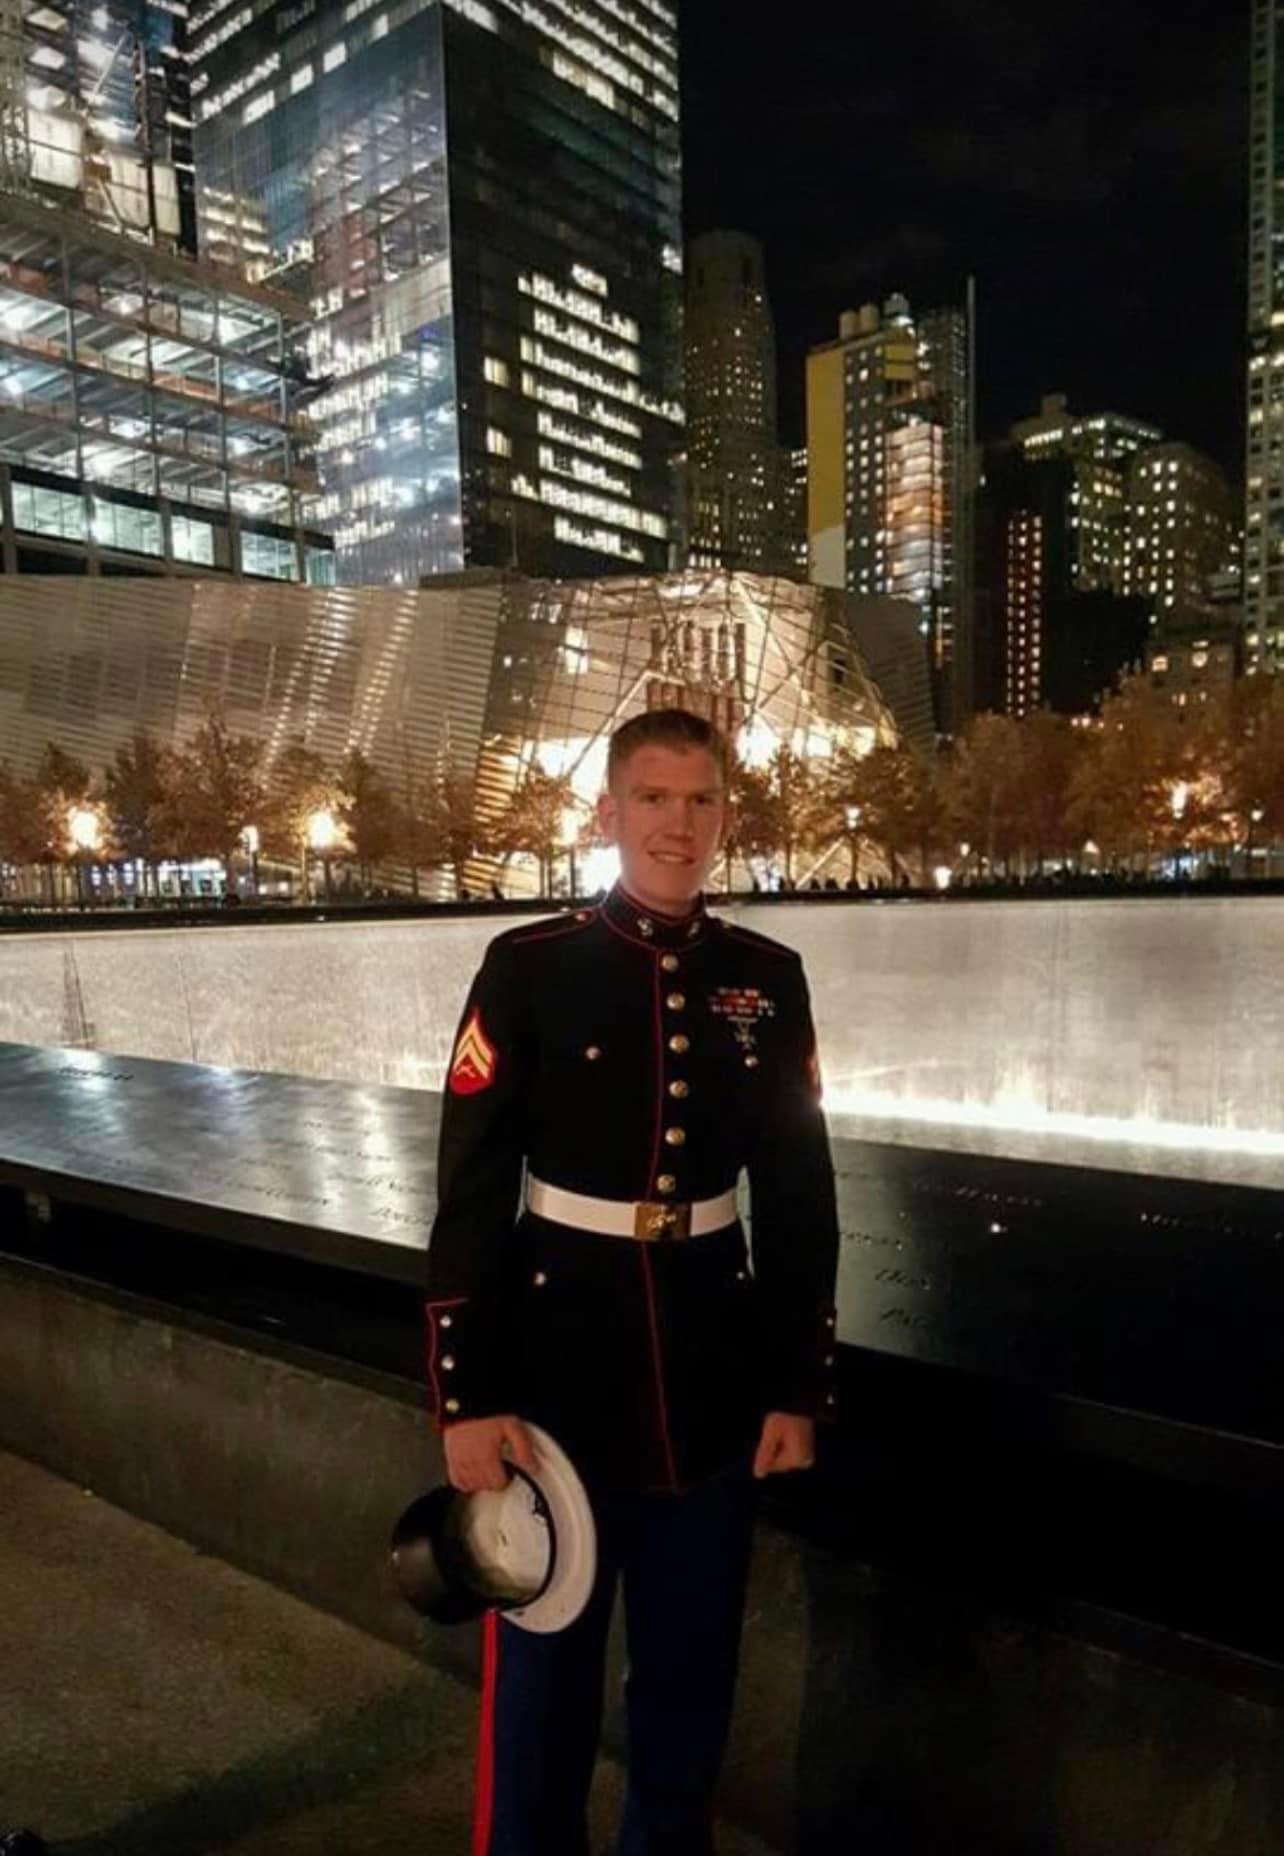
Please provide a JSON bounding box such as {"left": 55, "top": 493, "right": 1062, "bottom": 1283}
{"left": 1247, "top": 0, "right": 1284, "bottom": 671}
{"left": 191, "top": 0, "right": 684, "bottom": 587}
{"left": 1010, "top": 393, "right": 1161, "bottom": 593}
{"left": 684, "top": 229, "right": 776, "bottom": 572}
{"left": 1123, "top": 442, "right": 1234, "bottom": 620}
{"left": 806, "top": 288, "right": 975, "bottom": 732}
{"left": 770, "top": 444, "right": 807, "bottom": 579}
{"left": 975, "top": 440, "right": 1148, "bottom": 719}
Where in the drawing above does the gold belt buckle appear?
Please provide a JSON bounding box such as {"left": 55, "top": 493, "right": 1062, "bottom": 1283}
{"left": 634, "top": 1200, "right": 692, "bottom": 1242}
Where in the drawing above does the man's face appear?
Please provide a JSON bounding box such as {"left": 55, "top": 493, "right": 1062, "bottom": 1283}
{"left": 597, "top": 742, "right": 729, "bottom": 914}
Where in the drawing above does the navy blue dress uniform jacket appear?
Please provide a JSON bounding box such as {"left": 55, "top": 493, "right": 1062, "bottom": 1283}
{"left": 424, "top": 883, "right": 841, "bottom": 1494}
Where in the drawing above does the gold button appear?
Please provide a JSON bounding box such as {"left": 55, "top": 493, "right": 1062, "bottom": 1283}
{"left": 661, "top": 954, "right": 680, "bottom": 972}
{"left": 439, "top": 1315, "right": 453, "bottom": 1330}
{"left": 441, "top": 1354, "right": 456, "bottom": 1371}
{"left": 824, "top": 1355, "right": 835, "bottom": 1367}
{"left": 533, "top": 1271, "right": 548, "bottom": 1287}
{"left": 744, "top": 1055, "right": 760, "bottom": 1069}
{"left": 669, "top": 1034, "right": 690, "bottom": 1054}
{"left": 444, "top": 1398, "right": 461, "bottom": 1415}
{"left": 585, "top": 1046, "right": 602, "bottom": 1061}
{"left": 664, "top": 1127, "right": 686, "bottom": 1147}
{"left": 825, "top": 1314, "right": 836, "bottom": 1328}
{"left": 668, "top": 1079, "right": 689, "bottom": 1099}
{"left": 666, "top": 992, "right": 686, "bottom": 1011}
{"left": 656, "top": 1175, "right": 677, "bottom": 1195}
{"left": 637, "top": 917, "right": 654, "bottom": 937}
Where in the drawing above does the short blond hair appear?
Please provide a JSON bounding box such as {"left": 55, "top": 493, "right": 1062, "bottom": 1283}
{"left": 607, "top": 708, "right": 731, "bottom": 790}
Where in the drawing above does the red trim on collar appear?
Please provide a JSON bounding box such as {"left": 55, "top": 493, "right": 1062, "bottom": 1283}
{"left": 602, "top": 883, "right": 709, "bottom": 950}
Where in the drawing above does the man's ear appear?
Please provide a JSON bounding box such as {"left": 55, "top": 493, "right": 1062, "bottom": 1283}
{"left": 596, "top": 789, "right": 617, "bottom": 843}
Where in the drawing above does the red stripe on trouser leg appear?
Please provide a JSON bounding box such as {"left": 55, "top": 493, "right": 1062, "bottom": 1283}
{"left": 472, "top": 1609, "right": 500, "bottom": 1856}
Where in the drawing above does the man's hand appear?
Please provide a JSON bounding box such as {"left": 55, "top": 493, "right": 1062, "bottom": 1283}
{"left": 444, "top": 1416, "right": 537, "bottom": 1493}
{"left": 752, "top": 1413, "right": 816, "bottom": 1480}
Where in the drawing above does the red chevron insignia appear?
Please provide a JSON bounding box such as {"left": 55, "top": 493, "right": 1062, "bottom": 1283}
{"left": 450, "top": 1009, "right": 498, "bottom": 1095}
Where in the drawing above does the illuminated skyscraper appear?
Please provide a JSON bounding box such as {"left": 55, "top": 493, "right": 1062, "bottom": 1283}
{"left": 805, "top": 288, "right": 975, "bottom": 731}
{"left": 191, "top": 0, "right": 683, "bottom": 586}
{"left": 1010, "top": 393, "right": 1161, "bottom": 594}
{"left": 1123, "top": 442, "right": 1234, "bottom": 621}
{"left": 684, "top": 229, "right": 776, "bottom": 571}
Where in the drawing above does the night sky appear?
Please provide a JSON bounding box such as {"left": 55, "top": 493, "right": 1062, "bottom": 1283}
{"left": 681, "top": 0, "right": 1248, "bottom": 482}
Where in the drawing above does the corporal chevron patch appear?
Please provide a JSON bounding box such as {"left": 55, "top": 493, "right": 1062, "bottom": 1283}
{"left": 449, "top": 1008, "right": 498, "bottom": 1095}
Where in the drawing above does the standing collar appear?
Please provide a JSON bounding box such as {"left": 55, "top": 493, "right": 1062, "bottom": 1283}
{"left": 602, "top": 882, "right": 709, "bottom": 950}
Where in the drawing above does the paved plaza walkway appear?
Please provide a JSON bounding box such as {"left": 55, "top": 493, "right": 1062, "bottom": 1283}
{"left": 0, "top": 1450, "right": 776, "bottom": 1855}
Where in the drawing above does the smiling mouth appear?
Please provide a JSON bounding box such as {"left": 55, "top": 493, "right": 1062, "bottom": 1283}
{"left": 649, "top": 851, "right": 694, "bottom": 865}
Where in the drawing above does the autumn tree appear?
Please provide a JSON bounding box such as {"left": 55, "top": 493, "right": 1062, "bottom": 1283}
{"left": 425, "top": 764, "right": 489, "bottom": 899}
{"left": 0, "top": 762, "right": 52, "bottom": 899}
{"left": 1225, "top": 677, "right": 1284, "bottom": 871}
{"left": 493, "top": 768, "right": 573, "bottom": 895}
{"left": 947, "top": 713, "right": 1031, "bottom": 876}
{"left": 338, "top": 749, "right": 398, "bottom": 891}
{"left": 162, "top": 713, "right": 266, "bottom": 881}
{"left": 1067, "top": 676, "right": 1185, "bottom": 873}
{"left": 1011, "top": 710, "right": 1082, "bottom": 874}
{"left": 830, "top": 743, "right": 947, "bottom": 885}
{"left": 33, "top": 743, "right": 95, "bottom": 902}
{"left": 102, "top": 731, "right": 173, "bottom": 897}
{"left": 262, "top": 738, "right": 349, "bottom": 894}
{"left": 731, "top": 745, "right": 832, "bottom": 885}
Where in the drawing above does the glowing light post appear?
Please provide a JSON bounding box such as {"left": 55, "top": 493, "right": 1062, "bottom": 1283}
{"left": 1247, "top": 805, "right": 1265, "bottom": 881}
{"left": 844, "top": 804, "right": 863, "bottom": 884}
{"left": 67, "top": 806, "right": 103, "bottom": 908}
{"left": 306, "top": 808, "right": 339, "bottom": 902}
{"left": 1169, "top": 781, "right": 1189, "bottom": 881}
{"left": 240, "top": 824, "right": 261, "bottom": 897}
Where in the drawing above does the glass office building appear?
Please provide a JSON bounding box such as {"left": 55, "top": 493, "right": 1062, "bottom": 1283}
{"left": 0, "top": 191, "right": 332, "bottom": 580}
{"left": 191, "top": 0, "right": 683, "bottom": 587}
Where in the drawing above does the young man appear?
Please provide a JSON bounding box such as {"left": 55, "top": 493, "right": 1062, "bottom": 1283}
{"left": 425, "top": 708, "right": 840, "bottom": 1856}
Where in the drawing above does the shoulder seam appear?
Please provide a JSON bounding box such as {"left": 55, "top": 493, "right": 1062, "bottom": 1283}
{"left": 718, "top": 922, "right": 801, "bottom": 959}
{"left": 505, "top": 911, "right": 597, "bottom": 948}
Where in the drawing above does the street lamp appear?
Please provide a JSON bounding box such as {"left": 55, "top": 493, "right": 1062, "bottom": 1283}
{"left": 67, "top": 806, "right": 103, "bottom": 908}
{"left": 559, "top": 805, "right": 580, "bottom": 900}
{"left": 1248, "top": 805, "right": 1265, "bottom": 880}
{"left": 67, "top": 807, "right": 102, "bottom": 854}
{"left": 844, "top": 804, "right": 863, "bottom": 883}
{"left": 1169, "top": 781, "right": 1189, "bottom": 881}
{"left": 306, "top": 808, "right": 339, "bottom": 901}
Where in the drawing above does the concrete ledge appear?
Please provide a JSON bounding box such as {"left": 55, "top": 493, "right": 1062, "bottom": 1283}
{"left": 5, "top": 1257, "right": 1284, "bottom": 1854}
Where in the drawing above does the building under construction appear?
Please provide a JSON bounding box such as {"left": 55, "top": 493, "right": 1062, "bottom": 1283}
{"left": 0, "top": 0, "right": 330, "bottom": 580}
